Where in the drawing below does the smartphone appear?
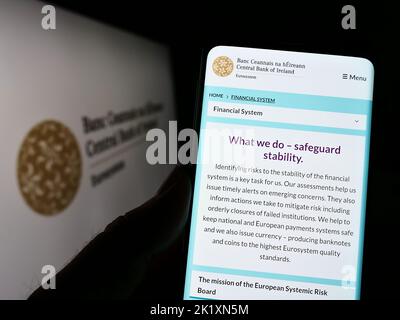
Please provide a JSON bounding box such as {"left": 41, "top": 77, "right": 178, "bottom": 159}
{"left": 184, "top": 46, "right": 374, "bottom": 300}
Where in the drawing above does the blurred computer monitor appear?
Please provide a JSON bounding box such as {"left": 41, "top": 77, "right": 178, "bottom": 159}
{"left": 0, "top": 0, "right": 175, "bottom": 299}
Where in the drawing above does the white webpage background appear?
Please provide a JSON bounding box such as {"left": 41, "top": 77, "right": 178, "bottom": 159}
{"left": 193, "top": 122, "right": 365, "bottom": 281}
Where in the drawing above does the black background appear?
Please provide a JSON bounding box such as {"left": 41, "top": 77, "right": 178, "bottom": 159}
{"left": 47, "top": 0, "right": 398, "bottom": 299}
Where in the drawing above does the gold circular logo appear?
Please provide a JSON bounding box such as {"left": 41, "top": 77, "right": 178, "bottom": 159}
{"left": 212, "top": 56, "right": 234, "bottom": 77}
{"left": 17, "top": 120, "right": 82, "bottom": 215}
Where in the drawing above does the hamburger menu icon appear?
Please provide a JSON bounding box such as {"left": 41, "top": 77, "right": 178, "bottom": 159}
{"left": 17, "top": 120, "right": 82, "bottom": 215}
{"left": 212, "top": 56, "right": 234, "bottom": 77}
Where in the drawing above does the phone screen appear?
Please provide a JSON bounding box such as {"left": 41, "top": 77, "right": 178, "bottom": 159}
{"left": 184, "top": 46, "right": 374, "bottom": 300}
